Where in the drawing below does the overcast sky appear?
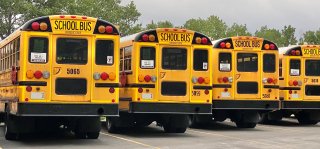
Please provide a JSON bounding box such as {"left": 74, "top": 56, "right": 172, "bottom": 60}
{"left": 121, "top": 0, "right": 320, "bottom": 38}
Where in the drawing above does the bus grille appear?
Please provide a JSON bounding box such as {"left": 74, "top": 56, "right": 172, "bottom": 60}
{"left": 237, "top": 82, "right": 258, "bottom": 94}
{"left": 161, "top": 82, "right": 186, "bottom": 96}
{"left": 56, "top": 78, "right": 87, "bottom": 95}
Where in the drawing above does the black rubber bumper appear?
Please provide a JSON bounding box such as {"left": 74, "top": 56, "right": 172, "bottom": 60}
{"left": 128, "top": 102, "right": 212, "bottom": 114}
{"left": 282, "top": 101, "right": 320, "bottom": 109}
{"left": 17, "top": 103, "right": 118, "bottom": 116}
{"left": 212, "top": 100, "right": 280, "bottom": 110}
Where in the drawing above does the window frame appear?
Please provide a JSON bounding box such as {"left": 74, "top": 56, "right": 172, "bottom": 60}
{"left": 305, "top": 59, "right": 320, "bottom": 76}
{"left": 237, "top": 53, "right": 258, "bottom": 72}
{"left": 28, "top": 37, "right": 49, "bottom": 64}
{"left": 219, "top": 52, "right": 232, "bottom": 72}
{"left": 193, "top": 49, "right": 208, "bottom": 71}
{"left": 263, "top": 53, "right": 276, "bottom": 73}
{"left": 95, "top": 39, "right": 115, "bottom": 65}
{"left": 56, "top": 38, "right": 88, "bottom": 65}
{"left": 162, "top": 47, "right": 187, "bottom": 70}
{"left": 140, "top": 46, "right": 156, "bottom": 69}
{"left": 289, "top": 59, "right": 301, "bottom": 76}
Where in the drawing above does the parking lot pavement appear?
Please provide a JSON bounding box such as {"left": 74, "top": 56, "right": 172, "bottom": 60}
{"left": 0, "top": 118, "right": 319, "bottom": 149}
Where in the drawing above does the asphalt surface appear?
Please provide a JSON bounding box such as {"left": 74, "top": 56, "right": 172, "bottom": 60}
{"left": 0, "top": 118, "right": 319, "bottom": 149}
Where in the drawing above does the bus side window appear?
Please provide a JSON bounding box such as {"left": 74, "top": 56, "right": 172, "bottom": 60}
{"left": 194, "top": 49, "right": 208, "bottom": 71}
{"left": 140, "top": 47, "right": 155, "bottom": 69}
{"left": 29, "top": 37, "right": 48, "bottom": 63}
{"left": 219, "top": 53, "right": 232, "bottom": 72}
{"left": 263, "top": 54, "right": 275, "bottom": 73}
{"left": 96, "top": 40, "right": 114, "bottom": 65}
{"left": 289, "top": 59, "right": 300, "bottom": 76}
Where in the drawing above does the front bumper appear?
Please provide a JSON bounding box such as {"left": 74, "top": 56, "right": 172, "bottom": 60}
{"left": 16, "top": 103, "right": 118, "bottom": 116}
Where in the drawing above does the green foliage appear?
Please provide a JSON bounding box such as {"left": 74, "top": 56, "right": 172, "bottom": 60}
{"left": 0, "top": 0, "right": 142, "bottom": 39}
{"left": 184, "top": 15, "right": 227, "bottom": 40}
{"left": 255, "top": 26, "right": 282, "bottom": 46}
{"left": 145, "top": 20, "right": 174, "bottom": 30}
{"left": 280, "top": 25, "right": 297, "bottom": 46}
{"left": 302, "top": 30, "right": 320, "bottom": 44}
{"left": 226, "top": 23, "right": 251, "bottom": 37}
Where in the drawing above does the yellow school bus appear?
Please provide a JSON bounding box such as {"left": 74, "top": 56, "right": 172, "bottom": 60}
{"left": 106, "top": 28, "right": 212, "bottom": 133}
{"left": 204, "top": 36, "right": 280, "bottom": 128}
{"left": 0, "top": 15, "right": 119, "bottom": 140}
{"left": 263, "top": 45, "right": 320, "bottom": 125}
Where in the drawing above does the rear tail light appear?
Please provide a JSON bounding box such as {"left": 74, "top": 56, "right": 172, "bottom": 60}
{"left": 142, "top": 34, "right": 149, "bottom": 41}
{"left": 138, "top": 74, "right": 144, "bottom": 82}
{"left": 273, "top": 78, "right": 278, "bottom": 84}
{"left": 298, "top": 80, "right": 302, "bottom": 86}
{"left": 226, "top": 42, "right": 231, "bottom": 49}
{"left": 192, "top": 77, "right": 198, "bottom": 84}
{"left": 204, "top": 89, "right": 209, "bottom": 95}
{"left": 220, "top": 42, "right": 226, "bottom": 48}
{"left": 138, "top": 87, "right": 143, "bottom": 93}
{"left": 289, "top": 80, "right": 294, "bottom": 86}
{"left": 26, "top": 70, "right": 34, "bottom": 79}
{"left": 98, "top": 26, "right": 106, "bottom": 33}
{"left": 100, "top": 72, "right": 109, "bottom": 80}
{"left": 264, "top": 44, "right": 270, "bottom": 50}
{"left": 262, "top": 78, "right": 267, "bottom": 84}
{"left": 270, "top": 44, "right": 275, "bottom": 50}
{"left": 195, "top": 37, "right": 201, "bottom": 44}
{"left": 34, "top": 70, "right": 43, "bottom": 79}
{"left": 293, "top": 80, "right": 298, "bottom": 86}
{"left": 93, "top": 72, "right": 101, "bottom": 80}
{"left": 109, "top": 87, "right": 115, "bottom": 93}
{"left": 295, "top": 50, "right": 301, "bottom": 56}
{"left": 105, "top": 26, "right": 113, "bottom": 34}
{"left": 222, "top": 77, "right": 228, "bottom": 83}
{"left": 198, "top": 77, "right": 204, "bottom": 84}
{"left": 149, "top": 34, "right": 156, "bottom": 42}
{"left": 289, "top": 90, "right": 292, "bottom": 94}
{"left": 26, "top": 86, "right": 32, "bottom": 92}
{"left": 218, "top": 77, "right": 223, "bottom": 83}
{"left": 31, "top": 22, "right": 40, "bottom": 30}
{"left": 201, "top": 37, "right": 208, "bottom": 44}
{"left": 39, "top": 22, "right": 48, "bottom": 30}
{"left": 42, "top": 71, "right": 50, "bottom": 79}
{"left": 290, "top": 50, "right": 296, "bottom": 55}
{"left": 144, "top": 75, "right": 151, "bottom": 82}
{"left": 151, "top": 76, "right": 157, "bottom": 82}
{"left": 267, "top": 78, "right": 273, "bottom": 84}
{"left": 228, "top": 77, "right": 233, "bottom": 83}
{"left": 109, "top": 72, "right": 116, "bottom": 81}
{"left": 268, "top": 89, "right": 272, "bottom": 92}
{"left": 204, "top": 77, "right": 210, "bottom": 84}
{"left": 224, "top": 88, "right": 228, "bottom": 92}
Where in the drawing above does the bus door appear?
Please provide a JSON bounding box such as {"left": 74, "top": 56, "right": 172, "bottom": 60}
{"left": 158, "top": 45, "right": 190, "bottom": 102}
{"left": 51, "top": 36, "right": 92, "bottom": 102}
{"left": 234, "top": 51, "right": 261, "bottom": 99}
{"left": 303, "top": 58, "right": 320, "bottom": 100}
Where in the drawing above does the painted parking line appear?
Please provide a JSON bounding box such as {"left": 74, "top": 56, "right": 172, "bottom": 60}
{"left": 188, "top": 129, "right": 283, "bottom": 148}
{"left": 100, "top": 132, "right": 160, "bottom": 149}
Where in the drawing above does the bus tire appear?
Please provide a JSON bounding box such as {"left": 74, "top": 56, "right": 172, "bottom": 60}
{"left": 87, "top": 132, "right": 100, "bottom": 139}
{"left": 4, "top": 115, "right": 19, "bottom": 140}
{"left": 106, "top": 118, "right": 119, "bottom": 133}
{"left": 236, "top": 122, "right": 257, "bottom": 128}
{"left": 188, "top": 115, "right": 199, "bottom": 128}
{"left": 296, "top": 111, "right": 319, "bottom": 125}
{"left": 75, "top": 132, "right": 87, "bottom": 139}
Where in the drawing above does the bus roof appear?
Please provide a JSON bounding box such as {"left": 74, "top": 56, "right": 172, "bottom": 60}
{"left": 120, "top": 28, "right": 212, "bottom": 47}
{"left": 212, "top": 36, "right": 278, "bottom": 50}
{"left": 279, "top": 45, "right": 320, "bottom": 57}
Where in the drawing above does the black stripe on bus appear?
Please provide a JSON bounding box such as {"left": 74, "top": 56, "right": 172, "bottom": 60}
{"left": 279, "top": 77, "right": 284, "bottom": 80}
{"left": 125, "top": 84, "right": 155, "bottom": 88}
{"left": 95, "top": 83, "right": 120, "bottom": 88}
{"left": 18, "top": 81, "right": 47, "bottom": 86}
{"left": 279, "top": 87, "right": 301, "bottom": 90}
{"left": 193, "top": 86, "right": 212, "bottom": 90}
{"left": 119, "top": 98, "right": 132, "bottom": 101}
{"left": 263, "top": 85, "right": 280, "bottom": 89}
{"left": 212, "top": 84, "right": 232, "bottom": 88}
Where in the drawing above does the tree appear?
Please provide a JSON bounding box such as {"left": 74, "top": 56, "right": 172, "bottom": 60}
{"left": 184, "top": 15, "right": 227, "bottom": 40}
{"left": 0, "top": 0, "right": 30, "bottom": 39}
{"left": 255, "top": 26, "right": 282, "bottom": 46}
{"left": 226, "top": 23, "right": 251, "bottom": 37}
{"left": 0, "top": 0, "right": 142, "bottom": 39}
{"left": 280, "top": 25, "right": 297, "bottom": 46}
{"left": 145, "top": 20, "right": 174, "bottom": 30}
{"left": 302, "top": 30, "right": 319, "bottom": 44}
